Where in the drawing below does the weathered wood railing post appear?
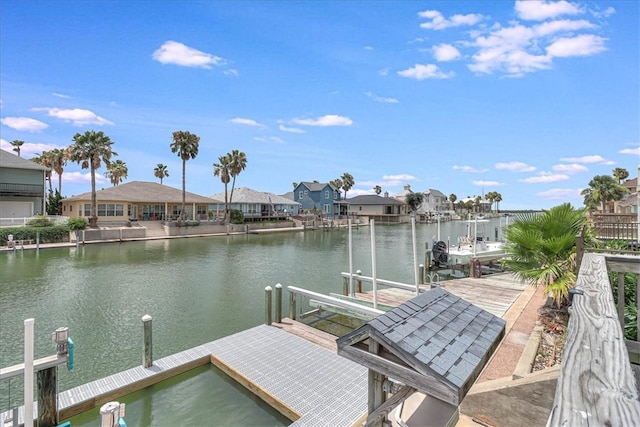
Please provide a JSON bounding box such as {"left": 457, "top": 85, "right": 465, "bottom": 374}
{"left": 356, "top": 270, "right": 362, "bottom": 293}
{"left": 265, "top": 286, "right": 272, "bottom": 325}
{"left": 275, "top": 283, "right": 282, "bottom": 323}
{"left": 289, "top": 290, "right": 296, "bottom": 320}
{"left": 418, "top": 264, "right": 424, "bottom": 285}
{"left": 142, "top": 315, "right": 152, "bottom": 368}
{"left": 343, "top": 277, "right": 349, "bottom": 296}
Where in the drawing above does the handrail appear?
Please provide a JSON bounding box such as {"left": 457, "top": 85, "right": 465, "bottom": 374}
{"left": 288, "top": 285, "right": 384, "bottom": 319}
{"left": 547, "top": 253, "right": 640, "bottom": 426}
{"left": 339, "top": 272, "right": 420, "bottom": 293}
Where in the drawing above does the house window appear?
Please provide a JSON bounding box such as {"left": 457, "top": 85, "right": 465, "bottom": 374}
{"left": 70, "top": 205, "right": 72, "bottom": 212}
{"left": 97, "top": 204, "right": 124, "bottom": 217}
{"left": 84, "top": 204, "right": 91, "bottom": 216}
{"left": 359, "top": 206, "right": 362, "bottom": 211}
{"left": 324, "top": 204, "right": 331, "bottom": 213}
{"left": 299, "top": 191, "right": 304, "bottom": 199}
{"left": 197, "top": 205, "right": 207, "bottom": 215}
{"left": 334, "top": 191, "right": 338, "bottom": 199}
{"left": 325, "top": 190, "right": 329, "bottom": 199}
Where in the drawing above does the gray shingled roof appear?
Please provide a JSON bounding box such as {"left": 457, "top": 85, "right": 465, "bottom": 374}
{"left": 210, "top": 187, "right": 301, "bottom": 206}
{"left": 1, "top": 149, "right": 50, "bottom": 171}
{"left": 348, "top": 195, "right": 405, "bottom": 205}
{"left": 337, "top": 286, "right": 505, "bottom": 403}
{"left": 65, "top": 181, "right": 219, "bottom": 203}
{"left": 299, "top": 181, "right": 337, "bottom": 191}
{"left": 424, "top": 188, "right": 447, "bottom": 198}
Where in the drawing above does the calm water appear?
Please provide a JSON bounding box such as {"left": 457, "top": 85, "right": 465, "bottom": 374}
{"left": 0, "top": 218, "right": 505, "bottom": 424}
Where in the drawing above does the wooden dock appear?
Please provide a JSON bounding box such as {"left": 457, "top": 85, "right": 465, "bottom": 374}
{"left": 0, "top": 273, "right": 529, "bottom": 426}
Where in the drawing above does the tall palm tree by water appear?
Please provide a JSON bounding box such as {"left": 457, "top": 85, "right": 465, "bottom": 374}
{"left": 31, "top": 152, "right": 54, "bottom": 194}
{"left": 105, "top": 159, "right": 128, "bottom": 186}
{"left": 581, "top": 175, "right": 629, "bottom": 212}
{"left": 49, "top": 148, "right": 67, "bottom": 195}
{"left": 66, "top": 131, "right": 117, "bottom": 227}
{"left": 170, "top": 131, "right": 200, "bottom": 220}
{"left": 10, "top": 140, "right": 24, "bottom": 157}
{"left": 213, "top": 155, "right": 231, "bottom": 223}
{"left": 341, "top": 172, "right": 354, "bottom": 199}
{"left": 612, "top": 167, "right": 629, "bottom": 184}
{"left": 228, "top": 149, "right": 247, "bottom": 218}
{"left": 154, "top": 163, "right": 169, "bottom": 184}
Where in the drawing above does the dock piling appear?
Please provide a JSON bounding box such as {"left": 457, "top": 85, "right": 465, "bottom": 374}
{"left": 275, "top": 284, "right": 282, "bottom": 323}
{"left": 265, "top": 286, "right": 273, "bottom": 325}
{"left": 289, "top": 291, "right": 296, "bottom": 320}
{"left": 356, "top": 270, "right": 362, "bottom": 293}
{"left": 142, "top": 315, "right": 152, "bottom": 368}
{"left": 418, "top": 264, "right": 424, "bottom": 285}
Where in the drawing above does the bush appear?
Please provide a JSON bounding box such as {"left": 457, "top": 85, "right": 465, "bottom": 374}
{"left": 0, "top": 226, "right": 70, "bottom": 245}
{"left": 26, "top": 215, "right": 54, "bottom": 227}
{"left": 68, "top": 217, "right": 89, "bottom": 231}
{"left": 230, "top": 209, "right": 244, "bottom": 224}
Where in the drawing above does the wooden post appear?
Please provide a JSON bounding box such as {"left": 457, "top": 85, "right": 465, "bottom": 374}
{"left": 343, "top": 277, "right": 349, "bottom": 296}
{"left": 289, "top": 291, "right": 296, "bottom": 320}
{"left": 356, "top": 270, "right": 362, "bottom": 294}
{"left": 265, "top": 286, "right": 272, "bottom": 325}
{"left": 418, "top": 264, "right": 424, "bottom": 285}
{"left": 367, "top": 340, "right": 386, "bottom": 427}
{"left": 275, "top": 284, "right": 282, "bottom": 323}
{"left": 142, "top": 315, "right": 152, "bottom": 368}
{"left": 37, "top": 367, "right": 58, "bottom": 427}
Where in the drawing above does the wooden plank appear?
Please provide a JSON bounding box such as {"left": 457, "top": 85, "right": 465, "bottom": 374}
{"left": 338, "top": 345, "right": 459, "bottom": 406}
{"left": 271, "top": 318, "right": 338, "bottom": 351}
{"left": 210, "top": 353, "right": 300, "bottom": 422}
{"left": 547, "top": 253, "right": 640, "bottom": 426}
{"left": 0, "top": 354, "right": 67, "bottom": 380}
{"left": 365, "top": 385, "right": 416, "bottom": 427}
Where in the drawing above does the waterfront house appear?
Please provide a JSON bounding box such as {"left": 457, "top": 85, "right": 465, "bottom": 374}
{"left": 615, "top": 177, "right": 638, "bottom": 215}
{"left": 421, "top": 188, "right": 449, "bottom": 215}
{"left": 210, "top": 187, "right": 301, "bottom": 221}
{"left": 347, "top": 194, "right": 407, "bottom": 223}
{"left": 62, "top": 181, "right": 220, "bottom": 223}
{"left": 293, "top": 181, "right": 348, "bottom": 216}
{"left": 0, "top": 149, "right": 49, "bottom": 219}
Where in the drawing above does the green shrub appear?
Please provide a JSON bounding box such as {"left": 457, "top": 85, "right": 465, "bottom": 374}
{"left": 26, "top": 215, "right": 54, "bottom": 227}
{"left": 68, "top": 217, "right": 89, "bottom": 231}
{"left": 230, "top": 209, "right": 244, "bottom": 224}
{"left": 0, "top": 226, "right": 70, "bottom": 245}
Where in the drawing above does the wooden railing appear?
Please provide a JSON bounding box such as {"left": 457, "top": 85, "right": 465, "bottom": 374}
{"left": 547, "top": 253, "right": 640, "bottom": 425}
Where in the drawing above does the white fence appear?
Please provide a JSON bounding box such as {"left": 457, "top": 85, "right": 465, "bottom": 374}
{"left": 0, "top": 216, "right": 69, "bottom": 227}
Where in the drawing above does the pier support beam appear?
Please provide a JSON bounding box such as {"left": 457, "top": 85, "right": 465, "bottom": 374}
{"left": 275, "top": 284, "right": 282, "bottom": 323}
{"left": 265, "top": 286, "right": 273, "bottom": 325}
{"left": 142, "top": 315, "right": 153, "bottom": 368}
{"left": 37, "top": 367, "right": 58, "bottom": 426}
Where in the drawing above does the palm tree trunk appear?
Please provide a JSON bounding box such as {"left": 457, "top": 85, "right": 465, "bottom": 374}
{"left": 90, "top": 167, "right": 98, "bottom": 228}
{"left": 58, "top": 174, "right": 62, "bottom": 195}
{"left": 181, "top": 159, "right": 186, "bottom": 220}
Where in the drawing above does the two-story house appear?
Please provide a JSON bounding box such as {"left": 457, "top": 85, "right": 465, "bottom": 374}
{"left": 293, "top": 181, "right": 347, "bottom": 216}
{"left": 0, "top": 149, "right": 49, "bottom": 219}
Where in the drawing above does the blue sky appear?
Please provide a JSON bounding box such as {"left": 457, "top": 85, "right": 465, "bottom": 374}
{"left": 1, "top": 1, "right": 638, "bottom": 210}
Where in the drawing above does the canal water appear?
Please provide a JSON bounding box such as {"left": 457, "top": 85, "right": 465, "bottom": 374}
{"left": 0, "top": 218, "right": 506, "bottom": 424}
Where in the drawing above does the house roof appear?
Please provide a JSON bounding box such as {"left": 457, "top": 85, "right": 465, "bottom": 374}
{"left": 348, "top": 194, "right": 405, "bottom": 205}
{"left": 337, "top": 287, "right": 505, "bottom": 405}
{"left": 0, "top": 149, "right": 49, "bottom": 171}
{"left": 395, "top": 184, "right": 413, "bottom": 198}
{"left": 298, "top": 181, "right": 337, "bottom": 192}
{"left": 64, "top": 181, "right": 219, "bottom": 203}
{"left": 623, "top": 177, "right": 637, "bottom": 191}
{"left": 424, "top": 188, "right": 447, "bottom": 198}
{"left": 210, "top": 187, "right": 301, "bottom": 205}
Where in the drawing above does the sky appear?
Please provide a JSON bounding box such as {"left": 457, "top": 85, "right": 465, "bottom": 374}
{"left": 1, "top": 0, "right": 638, "bottom": 210}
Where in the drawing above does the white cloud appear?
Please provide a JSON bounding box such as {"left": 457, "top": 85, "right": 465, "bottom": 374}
{"left": 1, "top": 116, "right": 48, "bottom": 132}
{"left": 536, "top": 188, "right": 582, "bottom": 200}
{"left": 52, "top": 92, "right": 70, "bottom": 99}
{"left": 364, "top": 45, "right": 374, "bottom": 51}
{"left": 230, "top": 118, "right": 262, "bottom": 127}
{"left": 522, "top": 173, "right": 570, "bottom": 183}
{"left": 419, "top": 10, "right": 484, "bottom": 30}
{"left": 365, "top": 92, "right": 399, "bottom": 103}
{"left": 546, "top": 34, "right": 607, "bottom": 57}
{"left": 515, "top": 1, "right": 582, "bottom": 21}
{"left": 433, "top": 44, "right": 461, "bottom": 62}
{"left": 552, "top": 163, "right": 588, "bottom": 174}
{"left": 223, "top": 69, "right": 239, "bottom": 76}
{"left": 560, "top": 155, "right": 613, "bottom": 164}
{"left": 397, "top": 64, "right": 454, "bottom": 80}
{"left": 291, "top": 115, "right": 353, "bottom": 127}
{"left": 278, "top": 124, "right": 305, "bottom": 134}
{"left": 33, "top": 107, "right": 113, "bottom": 126}
{"left": 495, "top": 161, "right": 536, "bottom": 172}
{"left": 152, "top": 40, "right": 225, "bottom": 69}
{"left": 452, "top": 165, "right": 489, "bottom": 173}
{"left": 473, "top": 180, "right": 502, "bottom": 186}
{"left": 254, "top": 136, "right": 284, "bottom": 144}
{"left": 0, "top": 139, "right": 60, "bottom": 157}
{"left": 382, "top": 174, "right": 417, "bottom": 181}
{"left": 619, "top": 147, "right": 640, "bottom": 156}
{"left": 63, "top": 171, "right": 109, "bottom": 185}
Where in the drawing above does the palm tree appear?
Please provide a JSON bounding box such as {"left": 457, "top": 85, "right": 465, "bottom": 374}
{"left": 406, "top": 193, "right": 424, "bottom": 215}
{"left": 10, "top": 140, "right": 25, "bottom": 157}
{"left": 49, "top": 148, "right": 67, "bottom": 195}
{"left": 449, "top": 193, "right": 457, "bottom": 212}
{"left": 581, "top": 175, "right": 629, "bottom": 212}
{"left": 613, "top": 167, "right": 629, "bottom": 184}
{"left": 485, "top": 191, "right": 497, "bottom": 213}
{"left": 105, "top": 159, "right": 128, "bottom": 186}
{"left": 227, "top": 149, "right": 247, "bottom": 218}
{"left": 374, "top": 185, "right": 382, "bottom": 195}
{"left": 170, "top": 130, "right": 200, "bottom": 220}
{"left": 330, "top": 179, "right": 343, "bottom": 197}
{"left": 31, "top": 152, "right": 54, "bottom": 195}
{"left": 341, "top": 173, "right": 354, "bottom": 199}
{"left": 154, "top": 164, "right": 169, "bottom": 184}
{"left": 66, "top": 131, "right": 117, "bottom": 227}
{"left": 494, "top": 193, "right": 503, "bottom": 213}
{"left": 502, "top": 203, "right": 592, "bottom": 305}
{"left": 213, "top": 155, "right": 232, "bottom": 223}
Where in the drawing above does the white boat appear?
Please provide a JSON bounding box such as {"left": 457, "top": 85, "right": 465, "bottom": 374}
{"left": 432, "top": 215, "right": 507, "bottom": 267}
